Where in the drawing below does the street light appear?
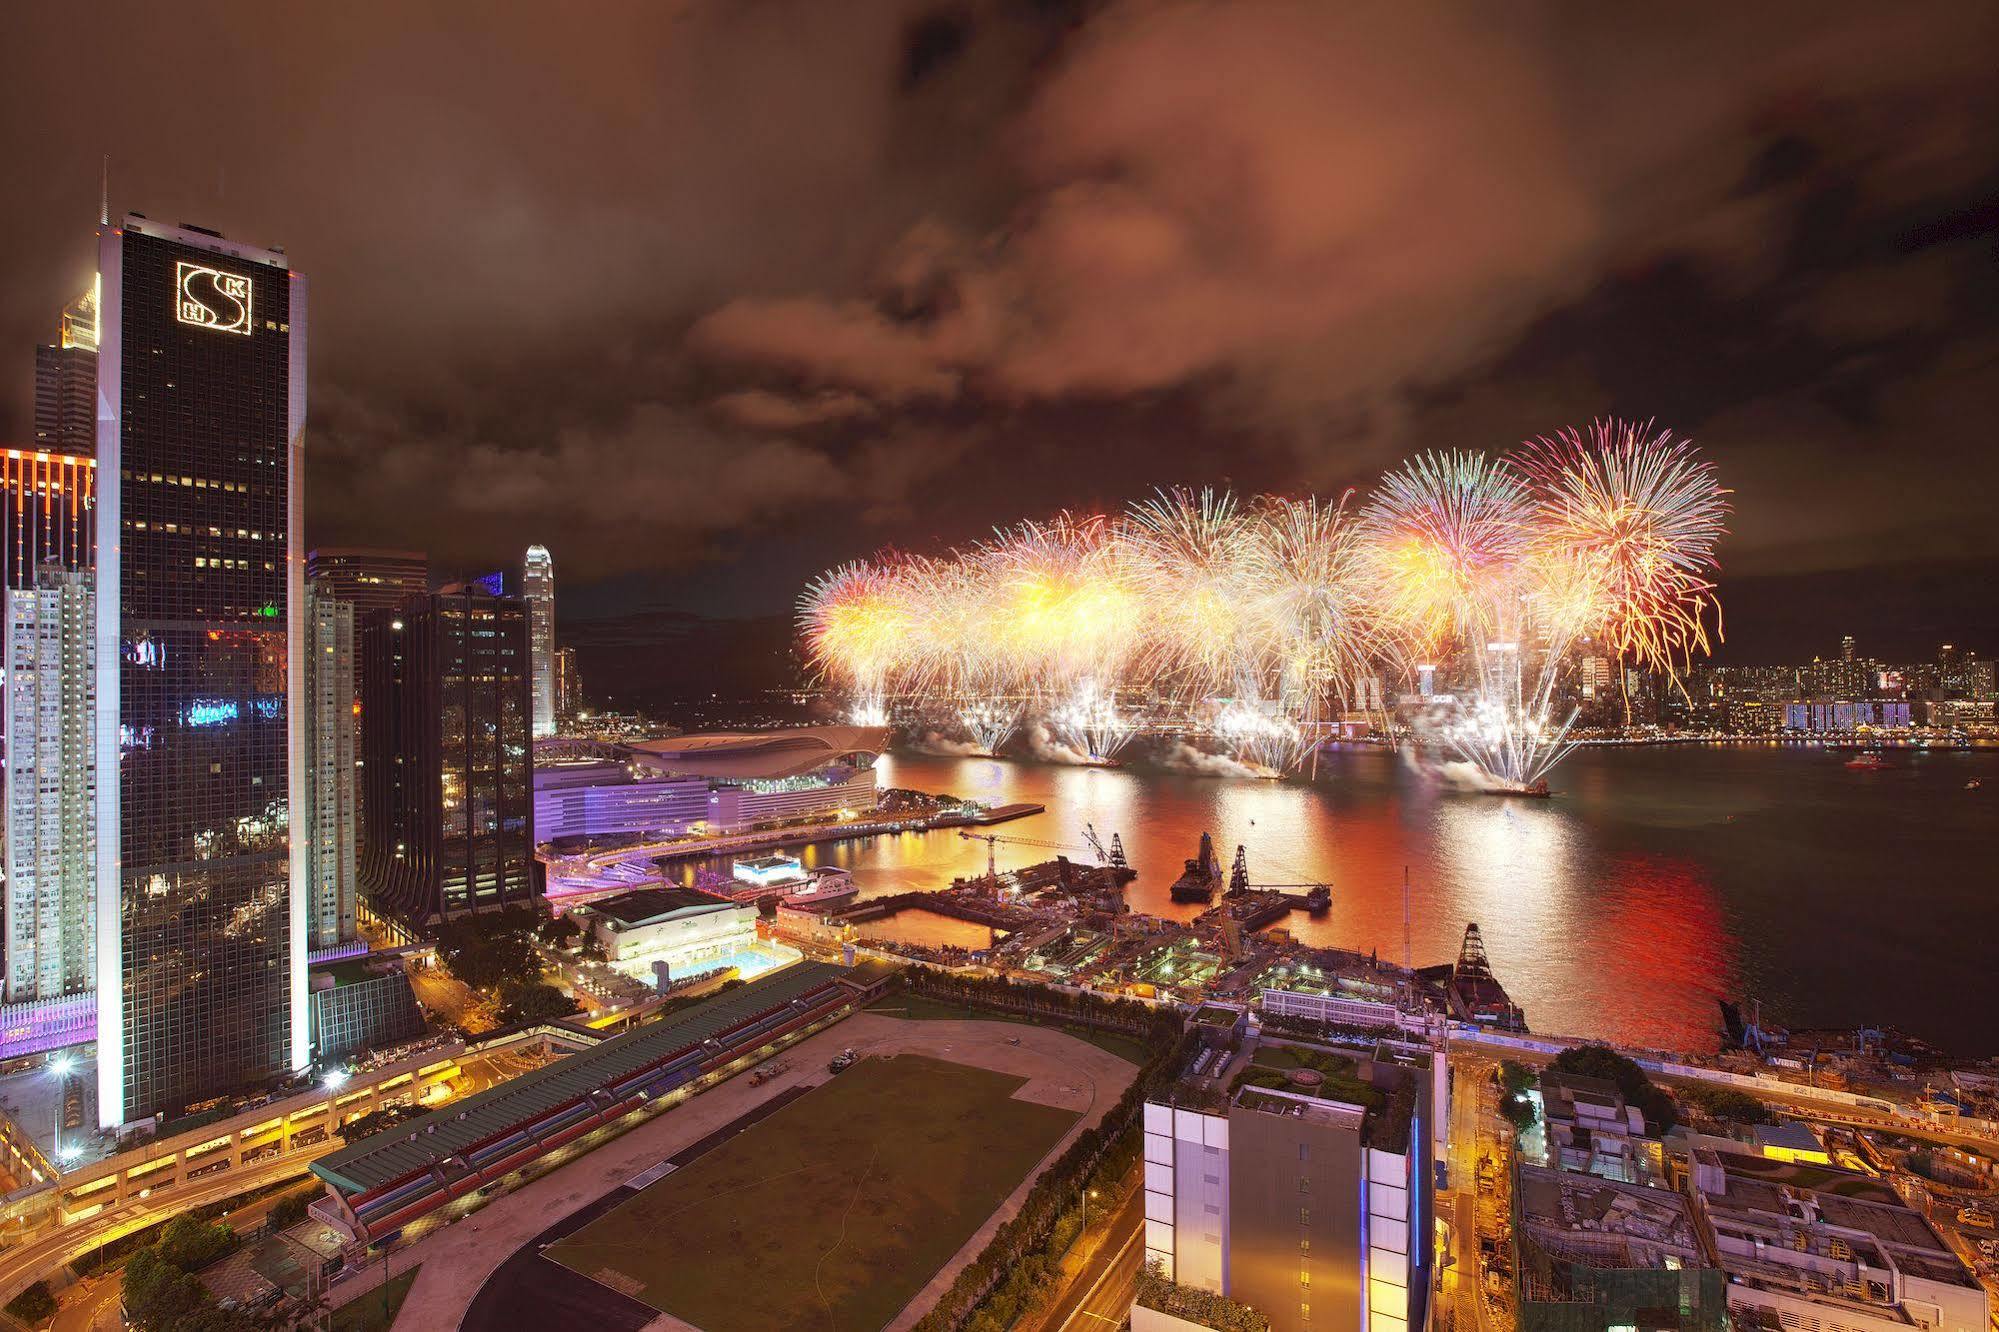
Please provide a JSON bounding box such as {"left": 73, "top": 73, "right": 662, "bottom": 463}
{"left": 48, "top": 1055, "right": 77, "bottom": 1168}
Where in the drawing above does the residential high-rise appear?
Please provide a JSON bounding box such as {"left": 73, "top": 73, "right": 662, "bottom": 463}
{"left": 358, "top": 585, "right": 535, "bottom": 927}
{"left": 303, "top": 581, "right": 357, "bottom": 950}
{"left": 94, "top": 215, "right": 308, "bottom": 1124}
{"left": 554, "top": 645, "right": 580, "bottom": 724}
{"left": 1, "top": 450, "right": 96, "bottom": 593}
{"left": 304, "top": 548, "right": 428, "bottom": 616}
{"left": 4, "top": 568, "right": 96, "bottom": 1002}
{"left": 524, "top": 544, "right": 555, "bottom": 739}
{"left": 32, "top": 282, "right": 98, "bottom": 458}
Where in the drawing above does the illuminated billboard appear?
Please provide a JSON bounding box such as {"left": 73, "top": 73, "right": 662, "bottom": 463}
{"left": 174, "top": 260, "right": 253, "bottom": 335}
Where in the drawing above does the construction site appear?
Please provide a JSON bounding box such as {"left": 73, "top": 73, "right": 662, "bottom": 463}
{"left": 772, "top": 820, "right": 1529, "bottom": 1036}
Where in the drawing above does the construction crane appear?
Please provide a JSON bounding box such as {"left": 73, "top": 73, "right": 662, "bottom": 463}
{"left": 1080, "top": 823, "right": 1129, "bottom": 870}
{"left": 957, "top": 830, "right": 1091, "bottom": 881}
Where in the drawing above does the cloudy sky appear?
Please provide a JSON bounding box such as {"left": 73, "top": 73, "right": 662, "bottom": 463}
{"left": 5, "top": 0, "right": 1996, "bottom": 662}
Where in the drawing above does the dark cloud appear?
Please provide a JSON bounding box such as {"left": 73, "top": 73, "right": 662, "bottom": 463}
{"left": 3, "top": 0, "right": 1996, "bottom": 653}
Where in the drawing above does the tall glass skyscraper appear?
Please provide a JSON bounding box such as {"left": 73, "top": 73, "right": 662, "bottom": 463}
{"left": 523, "top": 544, "right": 555, "bottom": 739}
{"left": 94, "top": 216, "right": 309, "bottom": 1124}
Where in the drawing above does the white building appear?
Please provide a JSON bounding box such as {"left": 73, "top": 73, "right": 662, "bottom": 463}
{"left": 533, "top": 727, "right": 888, "bottom": 844}
{"left": 303, "top": 581, "right": 356, "bottom": 949}
{"left": 4, "top": 568, "right": 96, "bottom": 1002}
{"left": 524, "top": 544, "right": 555, "bottom": 740}
{"left": 570, "top": 886, "right": 757, "bottom": 984}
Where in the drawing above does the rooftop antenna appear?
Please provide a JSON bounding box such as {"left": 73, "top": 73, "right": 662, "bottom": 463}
{"left": 99, "top": 155, "right": 109, "bottom": 226}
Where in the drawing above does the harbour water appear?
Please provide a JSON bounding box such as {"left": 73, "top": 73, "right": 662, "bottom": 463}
{"left": 760, "top": 743, "right": 1997, "bottom": 1056}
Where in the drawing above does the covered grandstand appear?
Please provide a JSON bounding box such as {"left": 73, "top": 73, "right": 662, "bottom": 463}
{"left": 309, "top": 962, "right": 890, "bottom": 1243}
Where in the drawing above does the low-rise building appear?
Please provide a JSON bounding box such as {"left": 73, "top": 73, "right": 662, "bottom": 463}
{"left": 1538, "top": 1070, "right": 1660, "bottom": 1184}
{"left": 1696, "top": 1162, "right": 1989, "bottom": 1332}
{"left": 1516, "top": 1164, "right": 1726, "bottom": 1332}
{"left": 569, "top": 887, "right": 757, "bottom": 986}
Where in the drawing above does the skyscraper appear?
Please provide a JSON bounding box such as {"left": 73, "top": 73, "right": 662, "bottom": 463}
{"left": 1, "top": 449, "right": 96, "bottom": 593}
{"left": 32, "top": 282, "right": 98, "bottom": 458}
{"left": 358, "top": 586, "right": 535, "bottom": 926}
{"left": 94, "top": 215, "right": 308, "bottom": 1124}
{"left": 304, "top": 548, "right": 429, "bottom": 616}
{"left": 4, "top": 568, "right": 95, "bottom": 1002}
{"left": 524, "top": 544, "right": 555, "bottom": 739}
{"left": 554, "top": 645, "right": 580, "bottom": 724}
{"left": 303, "top": 581, "right": 357, "bottom": 950}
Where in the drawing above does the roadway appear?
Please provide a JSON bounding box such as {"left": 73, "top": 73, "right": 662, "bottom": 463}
{"left": 1446, "top": 1035, "right": 1999, "bottom": 1156}
{"left": 1039, "top": 1180, "right": 1144, "bottom": 1332}
{"left": 0, "top": 1042, "right": 534, "bottom": 1308}
{"left": 1052, "top": 1193, "right": 1145, "bottom": 1331}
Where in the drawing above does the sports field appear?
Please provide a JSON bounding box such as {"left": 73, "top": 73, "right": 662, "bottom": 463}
{"left": 546, "top": 1052, "right": 1080, "bottom": 1331}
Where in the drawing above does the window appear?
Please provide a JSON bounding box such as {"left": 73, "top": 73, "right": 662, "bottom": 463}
{"left": 1298, "top": 1176, "right": 1311, "bottom": 1194}
{"left": 1299, "top": 1207, "right": 1310, "bottom": 1226}
{"left": 1300, "top": 1267, "right": 1311, "bottom": 1289}
{"left": 1299, "top": 1143, "right": 1310, "bottom": 1161}
{"left": 1301, "top": 1302, "right": 1311, "bottom": 1322}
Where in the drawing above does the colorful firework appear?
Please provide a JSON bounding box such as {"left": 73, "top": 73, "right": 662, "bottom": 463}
{"left": 794, "top": 422, "right": 1728, "bottom": 786}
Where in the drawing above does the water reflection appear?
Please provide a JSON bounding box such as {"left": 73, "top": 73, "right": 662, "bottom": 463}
{"left": 854, "top": 745, "right": 1998, "bottom": 1055}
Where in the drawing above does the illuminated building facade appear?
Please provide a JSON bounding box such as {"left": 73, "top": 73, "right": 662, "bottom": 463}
{"left": 554, "top": 645, "right": 579, "bottom": 725}
{"left": 4, "top": 568, "right": 96, "bottom": 1002}
{"left": 524, "top": 544, "right": 555, "bottom": 739}
{"left": 358, "top": 587, "right": 534, "bottom": 926}
{"left": 1, "top": 450, "right": 96, "bottom": 593}
{"left": 303, "top": 547, "right": 428, "bottom": 616}
{"left": 32, "top": 283, "right": 98, "bottom": 458}
{"left": 94, "top": 216, "right": 309, "bottom": 1124}
{"left": 303, "top": 581, "right": 356, "bottom": 949}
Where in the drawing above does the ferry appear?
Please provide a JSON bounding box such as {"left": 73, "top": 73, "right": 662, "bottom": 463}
{"left": 1844, "top": 750, "right": 1891, "bottom": 771}
{"left": 780, "top": 867, "right": 859, "bottom": 909}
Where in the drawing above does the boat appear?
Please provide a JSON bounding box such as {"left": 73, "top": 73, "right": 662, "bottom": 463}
{"left": 1844, "top": 751, "right": 1890, "bottom": 771}
{"left": 1170, "top": 832, "right": 1223, "bottom": 903}
{"left": 1304, "top": 884, "right": 1331, "bottom": 913}
{"left": 1967, "top": 779, "right": 1983, "bottom": 791}
{"left": 1481, "top": 779, "right": 1551, "bottom": 798}
{"left": 781, "top": 867, "right": 858, "bottom": 909}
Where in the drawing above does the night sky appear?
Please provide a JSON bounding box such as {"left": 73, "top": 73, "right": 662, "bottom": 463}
{"left": 6, "top": 2, "right": 1997, "bottom": 675}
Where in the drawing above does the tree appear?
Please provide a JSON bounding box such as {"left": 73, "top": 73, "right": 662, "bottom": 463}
{"left": 156, "top": 1215, "right": 235, "bottom": 1271}
{"left": 535, "top": 914, "right": 581, "bottom": 949}
{"left": 268, "top": 1190, "right": 314, "bottom": 1230}
{"left": 1550, "top": 1044, "right": 1677, "bottom": 1135}
{"left": 122, "top": 1249, "right": 206, "bottom": 1332}
{"left": 1676, "top": 1084, "right": 1771, "bottom": 1125}
{"left": 497, "top": 980, "right": 580, "bottom": 1025}
{"left": 434, "top": 916, "right": 542, "bottom": 991}
{"left": 4, "top": 1281, "right": 55, "bottom": 1323}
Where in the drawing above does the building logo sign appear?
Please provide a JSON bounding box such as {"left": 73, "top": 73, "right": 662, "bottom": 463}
{"left": 174, "top": 261, "right": 253, "bottom": 335}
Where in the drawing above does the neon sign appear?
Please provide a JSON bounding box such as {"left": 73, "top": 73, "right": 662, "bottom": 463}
{"left": 174, "top": 261, "right": 253, "bottom": 335}
{"left": 185, "top": 699, "right": 239, "bottom": 727}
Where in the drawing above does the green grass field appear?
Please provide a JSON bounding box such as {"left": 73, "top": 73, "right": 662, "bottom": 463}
{"left": 547, "top": 1053, "right": 1079, "bottom": 1331}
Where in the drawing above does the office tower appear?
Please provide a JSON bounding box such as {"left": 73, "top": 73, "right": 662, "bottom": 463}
{"left": 4, "top": 568, "right": 96, "bottom": 1002}
{"left": 358, "top": 586, "right": 534, "bottom": 926}
{"left": 32, "top": 282, "right": 99, "bottom": 458}
{"left": 94, "top": 215, "right": 308, "bottom": 1124}
{"left": 524, "top": 544, "right": 555, "bottom": 739}
{"left": 303, "top": 582, "right": 357, "bottom": 950}
{"left": 1143, "top": 1029, "right": 1436, "bottom": 1332}
{"left": 1840, "top": 634, "right": 1855, "bottom": 662}
{"left": 554, "top": 645, "right": 580, "bottom": 724}
{"left": 1, "top": 450, "right": 96, "bottom": 593}
{"left": 304, "top": 548, "right": 428, "bottom": 616}
{"left": 1415, "top": 663, "right": 1435, "bottom": 698}
{"left": 1579, "top": 656, "right": 1612, "bottom": 701}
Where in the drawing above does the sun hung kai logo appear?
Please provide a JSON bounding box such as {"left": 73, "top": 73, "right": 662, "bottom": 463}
{"left": 174, "top": 261, "right": 254, "bottom": 335}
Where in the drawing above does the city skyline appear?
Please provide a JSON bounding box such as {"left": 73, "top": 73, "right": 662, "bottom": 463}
{"left": 4, "top": 5, "right": 1997, "bottom": 657}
